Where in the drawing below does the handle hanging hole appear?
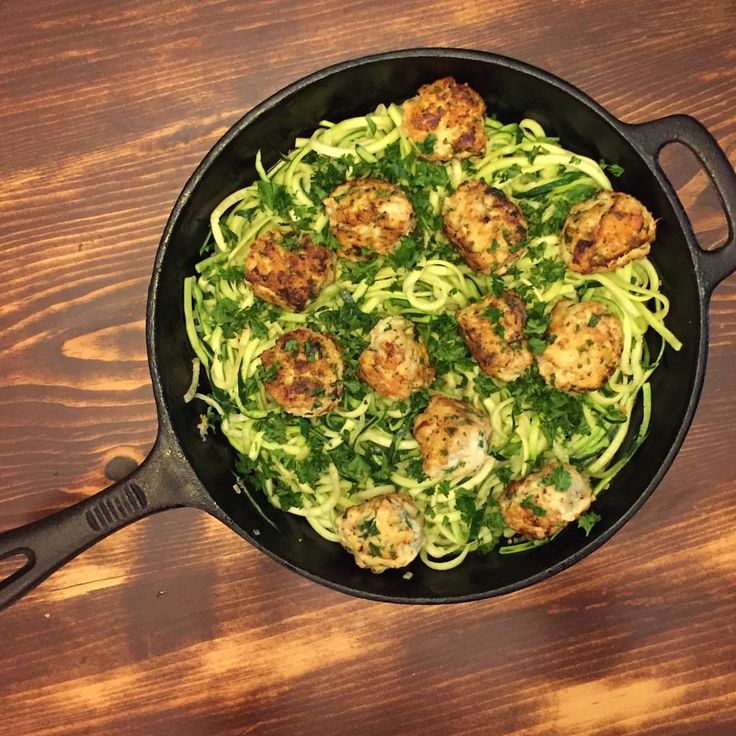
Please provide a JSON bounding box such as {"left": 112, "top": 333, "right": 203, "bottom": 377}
{"left": 0, "top": 550, "right": 35, "bottom": 590}
{"left": 659, "top": 142, "right": 728, "bottom": 252}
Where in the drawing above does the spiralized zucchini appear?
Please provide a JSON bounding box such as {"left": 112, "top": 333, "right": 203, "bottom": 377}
{"left": 184, "top": 99, "right": 680, "bottom": 571}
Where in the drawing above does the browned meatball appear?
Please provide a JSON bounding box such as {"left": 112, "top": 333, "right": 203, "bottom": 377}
{"left": 323, "top": 178, "right": 414, "bottom": 260}
{"left": 443, "top": 180, "right": 527, "bottom": 273}
{"left": 245, "top": 228, "right": 335, "bottom": 312}
{"left": 401, "top": 77, "right": 487, "bottom": 162}
{"left": 537, "top": 300, "right": 623, "bottom": 393}
{"left": 560, "top": 190, "right": 656, "bottom": 274}
{"left": 336, "top": 493, "right": 423, "bottom": 573}
{"left": 413, "top": 395, "right": 492, "bottom": 479}
{"left": 357, "top": 316, "right": 435, "bottom": 401}
{"left": 457, "top": 291, "right": 533, "bottom": 382}
{"left": 260, "top": 328, "right": 343, "bottom": 417}
{"left": 500, "top": 462, "right": 592, "bottom": 540}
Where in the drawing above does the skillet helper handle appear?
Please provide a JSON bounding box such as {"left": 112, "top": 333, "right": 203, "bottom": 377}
{"left": 626, "top": 115, "right": 736, "bottom": 294}
{"left": 0, "top": 436, "right": 186, "bottom": 611}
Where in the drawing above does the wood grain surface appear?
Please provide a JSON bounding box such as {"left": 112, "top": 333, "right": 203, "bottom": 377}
{"left": 1, "top": 1, "right": 736, "bottom": 734}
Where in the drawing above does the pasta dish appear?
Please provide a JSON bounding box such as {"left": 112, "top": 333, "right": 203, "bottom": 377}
{"left": 184, "top": 78, "right": 680, "bottom": 574}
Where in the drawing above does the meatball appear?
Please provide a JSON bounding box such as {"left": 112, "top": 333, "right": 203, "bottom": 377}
{"left": 323, "top": 178, "right": 414, "bottom": 260}
{"left": 537, "top": 299, "right": 623, "bottom": 393}
{"left": 413, "top": 395, "right": 492, "bottom": 479}
{"left": 560, "top": 190, "right": 656, "bottom": 274}
{"left": 357, "top": 316, "right": 435, "bottom": 400}
{"left": 245, "top": 228, "right": 335, "bottom": 312}
{"left": 260, "top": 328, "right": 343, "bottom": 417}
{"left": 336, "top": 493, "right": 423, "bottom": 573}
{"left": 457, "top": 291, "right": 533, "bottom": 382}
{"left": 401, "top": 77, "right": 487, "bottom": 162}
{"left": 443, "top": 179, "right": 527, "bottom": 273}
{"left": 499, "top": 462, "right": 593, "bottom": 540}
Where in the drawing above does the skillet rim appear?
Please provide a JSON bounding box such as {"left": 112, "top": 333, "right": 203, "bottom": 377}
{"left": 146, "top": 47, "right": 709, "bottom": 603}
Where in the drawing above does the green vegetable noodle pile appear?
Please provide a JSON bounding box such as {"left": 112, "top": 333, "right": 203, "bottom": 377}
{"left": 184, "top": 83, "right": 681, "bottom": 572}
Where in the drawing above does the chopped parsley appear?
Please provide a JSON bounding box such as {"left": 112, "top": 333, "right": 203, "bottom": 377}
{"left": 600, "top": 160, "right": 625, "bottom": 178}
{"left": 487, "top": 273, "right": 506, "bottom": 297}
{"left": 483, "top": 304, "right": 506, "bottom": 338}
{"left": 279, "top": 232, "right": 303, "bottom": 251}
{"left": 521, "top": 495, "right": 547, "bottom": 517}
{"left": 215, "top": 264, "right": 246, "bottom": 282}
{"left": 509, "top": 370, "right": 585, "bottom": 440}
{"left": 329, "top": 442, "right": 371, "bottom": 483}
{"left": 388, "top": 237, "right": 421, "bottom": 270}
{"left": 256, "top": 362, "right": 279, "bottom": 384}
{"left": 519, "top": 182, "right": 599, "bottom": 238}
{"left": 422, "top": 313, "right": 474, "bottom": 376}
{"left": 474, "top": 373, "right": 497, "bottom": 397}
{"left": 210, "top": 297, "right": 279, "bottom": 339}
{"left": 257, "top": 179, "right": 293, "bottom": 215}
{"left": 542, "top": 465, "right": 572, "bottom": 491}
{"left": 358, "top": 516, "right": 379, "bottom": 540}
{"left": 295, "top": 452, "right": 329, "bottom": 485}
{"left": 496, "top": 465, "right": 514, "bottom": 486}
{"left": 219, "top": 220, "right": 239, "bottom": 247}
{"left": 416, "top": 133, "right": 437, "bottom": 154}
{"left": 455, "top": 494, "right": 488, "bottom": 542}
{"left": 405, "top": 456, "right": 425, "bottom": 482}
{"left": 578, "top": 510, "right": 602, "bottom": 536}
{"left": 341, "top": 257, "right": 381, "bottom": 286}
{"left": 307, "top": 155, "right": 352, "bottom": 203}
{"left": 528, "top": 257, "right": 566, "bottom": 289}
{"left": 304, "top": 340, "right": 321, "bottom": 362}
{"left": 524, "top": 301, "right": 550, "bottom": 355}
{"left": 258, "top": 414, "right": 288, "bottom": 444}
{"left": 523, "top": 145, "right": 543, "bottom": 164}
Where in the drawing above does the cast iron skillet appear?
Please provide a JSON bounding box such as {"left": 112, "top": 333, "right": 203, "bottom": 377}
{"left": 1, "top": 48, "right": 735, "bottom": 610}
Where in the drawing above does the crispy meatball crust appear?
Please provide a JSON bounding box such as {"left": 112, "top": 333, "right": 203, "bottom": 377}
{"left": 245, "top": 229, "right": 335, "bottom": 312}
{"left": 413, "top": 395, "right": 492, "bottom": 479}
{"left": 357, "top": 316, "right": 435, "bottom": 401}
{"left": 260, "top": 328, "right": 343, "bottom": 417}
{"left": 401, "top": 77, "right": 487, "bottom": 162}
{"left": 457, "top": 291, "right": 534, "bottom": 382}
{"left": 336, "top": 493, "right": 423, "bottom": 573}
{"left": 443, "top": 180, "right": 527, "bottom": 273}
{"left": 561, "top": 190, "right": 656, "bottom": 274}
{"left": 323, "top": 178, "right": 414, "bottom": 260}
{"left": 537, "top": 299, "right": 624, "bottom": 393}
{"left": 500, "top": 462, "right": 592, "bottom": 540}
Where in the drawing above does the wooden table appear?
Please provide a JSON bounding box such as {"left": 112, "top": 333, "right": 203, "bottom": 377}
{"left": 1, "top": 1, "right": 735, "bottom": 734}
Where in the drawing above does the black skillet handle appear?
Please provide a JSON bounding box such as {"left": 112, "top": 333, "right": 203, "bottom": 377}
{"left": 0, "top": 432, "right": 199, "bottom": 612}
{"left": 625, "top": 115, "right": 736, "bottom": 294}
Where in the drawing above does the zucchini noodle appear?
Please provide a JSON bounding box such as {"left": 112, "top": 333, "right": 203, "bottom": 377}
{"left": 184, "top": 98, "right": 679, "bottom": 572}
